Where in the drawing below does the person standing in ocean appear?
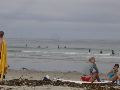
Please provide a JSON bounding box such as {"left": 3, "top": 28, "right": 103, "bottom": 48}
{"left": 0, "top": 31, "right": 8, "bottom": 80}
{"left": 100, "top": 50, "right": 103, "bottom": 54}
{"left": 89, "top": 49, "right": 91, "bottom": 53}
{"left": 112, "top": 50, "right": 115, "bottom": 56}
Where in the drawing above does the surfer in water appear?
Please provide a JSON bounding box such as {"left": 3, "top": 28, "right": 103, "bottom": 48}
{"left": 89, "top": 49, "right": 91, "bottom": 53}
{"left": 107, "top": 64, "right": 119, "bottom": 83}
{"left": 58, "top": 45, "right": 60, "bottom": 49}
{"left": 0, "top": 31, "right": 8, "bottom": 80}
{"left": 112, "top": 50, "right": 115, "bottom": 56}
{"left": 81, "top": 57, "right": 100, "bottom": 83}
{"left": 100, "top": 50, "right": 103, "bottom": 54}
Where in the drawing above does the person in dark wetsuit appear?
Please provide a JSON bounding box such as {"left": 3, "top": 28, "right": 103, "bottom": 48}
{"left": 26, "top": 44, "right": 27, "bottom": 48}
{"left": 112, "top": 50, "right": 115, "bottom": 55}
{"left": 58, "top": 45, "right": 60, "bottom": 49}
{"left": 100, "top": 50, "right": 103, "bottom": 54}
{"left": 89, "top": 49, "right": 91, "bottom": 53}
{"left": 64, "top": 46, "right": 67, "bottom": 48}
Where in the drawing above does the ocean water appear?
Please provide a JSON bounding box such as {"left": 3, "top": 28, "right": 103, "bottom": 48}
{"left": 7, "top": 38, "right": 120, "bottom": 73}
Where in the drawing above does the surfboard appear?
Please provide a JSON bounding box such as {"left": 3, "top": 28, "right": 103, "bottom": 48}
{"left": 57, "top": 79, "right": 112, "bottom": 84}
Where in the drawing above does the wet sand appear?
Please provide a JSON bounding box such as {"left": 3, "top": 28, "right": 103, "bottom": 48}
{"left": 6, "top": 69, "right": 82, "bottom": 81}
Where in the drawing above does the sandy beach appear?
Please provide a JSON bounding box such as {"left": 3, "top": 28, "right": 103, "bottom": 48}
{"left": 1, "top": 69, "right": 120, "bottom": 90}
{"left": 6, "top": 69, "right": 82, "bottom": 81}
{"left": 1, "top": 86, "right": 84, "bottom": 90}
{"left": 0, "top": 86, "right": 84, "bottom": 90}
{"left": 1, "top": 69, "right": 83, "bottom": 90}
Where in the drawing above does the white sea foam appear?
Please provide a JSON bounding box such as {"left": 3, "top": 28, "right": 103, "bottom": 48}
{"left": 22, "top": 50, "right": 41, "bottom": 53}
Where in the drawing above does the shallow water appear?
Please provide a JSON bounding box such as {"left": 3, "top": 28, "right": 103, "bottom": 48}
{"left": 7, "top": 38, "right": 120, "bottom": 73}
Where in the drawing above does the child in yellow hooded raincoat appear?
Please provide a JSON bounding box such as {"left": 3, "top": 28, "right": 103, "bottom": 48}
{"left": 0, "top": 31, "right": 8, "bottom": 80}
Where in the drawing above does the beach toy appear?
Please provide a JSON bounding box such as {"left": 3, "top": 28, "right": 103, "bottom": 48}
{"left": 81, "top": 75, "right": 92, "bottom": 82}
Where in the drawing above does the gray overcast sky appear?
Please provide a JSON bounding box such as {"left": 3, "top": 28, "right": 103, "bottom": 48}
{"left": 0, "top": 0, "right": 120, "bottom": 40}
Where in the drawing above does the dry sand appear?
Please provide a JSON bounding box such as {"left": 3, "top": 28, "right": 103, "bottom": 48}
{"left": 0, "top": 85, "right": 84, "bottom": 90}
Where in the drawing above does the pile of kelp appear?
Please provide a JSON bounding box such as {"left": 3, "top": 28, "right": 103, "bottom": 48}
{"left": 0, "top": 79, "right": 120, "bottom": 90}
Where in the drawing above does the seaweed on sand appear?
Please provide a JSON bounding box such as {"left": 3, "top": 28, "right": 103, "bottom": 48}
{"left": 0, "top": 79, "right": 119, "bottom": 90}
